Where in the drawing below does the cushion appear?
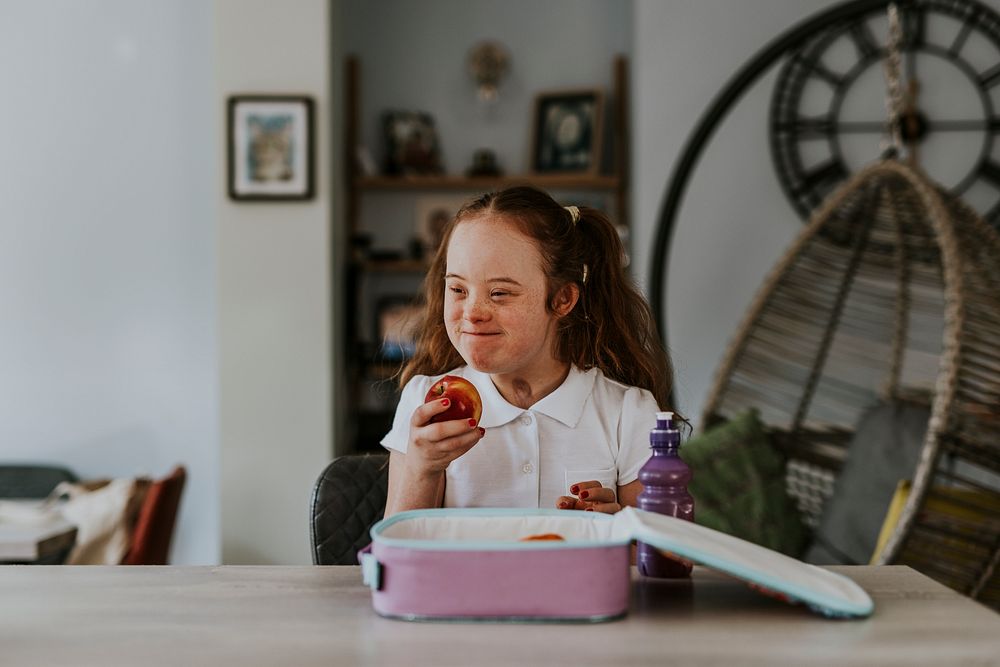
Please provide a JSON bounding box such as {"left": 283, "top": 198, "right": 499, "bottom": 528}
{"left": 805, "top": 399, "right": 929, "bottom": 565}
{"left": 682, "top": 409, "right": 807, "bottom": 556}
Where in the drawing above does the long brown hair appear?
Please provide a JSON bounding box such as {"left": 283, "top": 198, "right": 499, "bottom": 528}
{"left": 400, "top": 185, "right": 674, "bottom": 409}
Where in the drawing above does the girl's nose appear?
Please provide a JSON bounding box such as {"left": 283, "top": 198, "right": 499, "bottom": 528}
{"left": 463, "top": 297, "right": 490, "bottom": 322}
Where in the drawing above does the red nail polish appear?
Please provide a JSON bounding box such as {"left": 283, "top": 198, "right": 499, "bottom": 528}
{"left": 585, "top": 508, "right": 594, "bottom": 512}
{"left": 559, "top": 501, "right": 568, "bottom": 509}
{"left": 570, "top": 485, "right": 579, "bottom": 494}
{"left": 580, "top": 490, "right": 590, "bottom": 499}
{"left": 441, "top": 398, "right": 450, "bottom": 407}
{"left": 478, "top": 427, "right": 485, "bottom": 436}
{"left": 468, "top": 418, "right": 477, "bottom": 428}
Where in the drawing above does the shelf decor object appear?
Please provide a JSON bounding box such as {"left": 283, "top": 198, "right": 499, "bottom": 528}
{"left": 227, "top": 95, "right": 314, "bottom": 201}
{"left": 381, "top": 111, "right": 445, "bottom": 176}
{"left": 467, "top": 40, "right": 511, "bottom": 104}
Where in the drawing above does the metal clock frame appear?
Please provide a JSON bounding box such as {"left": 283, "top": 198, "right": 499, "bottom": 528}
{"left": 771, "top": 0, "right": 1000, "bottom": 224}
{"left": 649, "top": 0, "right": 1000, "bottom": 403}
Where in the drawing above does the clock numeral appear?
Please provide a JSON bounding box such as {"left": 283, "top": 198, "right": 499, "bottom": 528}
{"left": 985, "top": 200, "right": 1000, "bottom": 227}
{"left": 979, "top": 64, "right": 1000, "bottom": 89}
{"left": 791, "top": 53, "right": 844, "bottom": 87}
{"left": 810, "top": 61, "right": 844, "bottom": 88}
{"left": 775, "top": 116, "right": 835, "bottom": 138}
{"left": 949, "top": 13, "right": 977, "bottom": 57}
{"left": 847, "top": 23, "right": 879, "bottom": 60}
{"left": 794, "top": 160, "right": 848, "bottom": 197}
{"left": 901, "top": 7, "right": 926, "bottom": 50}
{"left": 977, "top": 160, "right": 1000, "bottom": 187}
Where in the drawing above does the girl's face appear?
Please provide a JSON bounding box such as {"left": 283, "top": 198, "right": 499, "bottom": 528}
{"left": 444, "top": 215, "right": 565, "bottom": 378}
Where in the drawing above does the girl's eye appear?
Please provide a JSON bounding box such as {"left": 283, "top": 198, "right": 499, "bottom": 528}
{"left": 490, "top": 291, "right": 509, "bottom": 299}
{"left": 448, "top": 285, "right": 465, "bottom": 295}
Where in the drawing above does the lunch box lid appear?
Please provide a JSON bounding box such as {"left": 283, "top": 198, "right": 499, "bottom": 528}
{"left": 369, "top": 507, "right": 874, "bottom": 618}
{"left": 616, "top": 507, "right": 874, "bottom": 618}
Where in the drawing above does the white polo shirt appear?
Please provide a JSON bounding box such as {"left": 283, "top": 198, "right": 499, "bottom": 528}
{"left": 381, "top": 365, "right": 659, "bottom": 509}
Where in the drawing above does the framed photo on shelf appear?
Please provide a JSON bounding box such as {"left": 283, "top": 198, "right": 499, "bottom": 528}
{"left": 382, "top": 110, "right": 445, "bottom": 175}
{"left": 375, "top": 295, "right": 423, "bottom": 361}
{"left": 228, "top": 95, "right": 314, "bottom": 201}
{"left": 531, "top": 89, "right": 603, "bottom": 174}
{"left": 414, "top": 195, "right": 468, "bottom": 258}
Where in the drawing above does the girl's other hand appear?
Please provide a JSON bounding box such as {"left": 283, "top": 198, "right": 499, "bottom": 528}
{"left": 405, "top": 397, "right": 485, "bottom": 478}
{"left": 556, "top": 480, "right": 621, "bottom": 514}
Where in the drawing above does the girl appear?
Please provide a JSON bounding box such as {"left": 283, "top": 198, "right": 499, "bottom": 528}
{"left": 381, "top": 186, "right": 675, "bottom": 517}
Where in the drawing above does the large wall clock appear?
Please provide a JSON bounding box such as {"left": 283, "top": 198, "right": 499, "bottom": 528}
{"left": 770, "top": 0, "right": 1000, "bottom": 230}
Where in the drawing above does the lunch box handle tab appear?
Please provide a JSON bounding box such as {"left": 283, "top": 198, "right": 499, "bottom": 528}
{"left": 359, "top": 545, "right": 382, "bottom": 591}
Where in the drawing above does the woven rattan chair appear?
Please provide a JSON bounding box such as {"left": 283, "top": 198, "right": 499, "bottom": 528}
{"left": 701, "top": 158, "right": 1000, "bottom": 608}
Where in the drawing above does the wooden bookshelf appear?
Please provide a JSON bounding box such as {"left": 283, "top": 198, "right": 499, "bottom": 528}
{"left": 341, "top": 54, "right": 631, "bottom": 453}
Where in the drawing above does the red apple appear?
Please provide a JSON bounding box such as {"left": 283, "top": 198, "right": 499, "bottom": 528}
{"left": 424, "top": 375, "right": 483, "bottom": 424}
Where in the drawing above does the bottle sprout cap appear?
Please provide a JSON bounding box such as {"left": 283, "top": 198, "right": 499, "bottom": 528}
{"left": 652, "top": 411, "right": 681, "bottom": 449}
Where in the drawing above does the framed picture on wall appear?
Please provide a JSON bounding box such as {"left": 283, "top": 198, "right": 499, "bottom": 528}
{"left": 228, "top": 95, "right": 314, "bottom": 201}
{"left": 531, "top": 89, "right": 603, "bottom": 174}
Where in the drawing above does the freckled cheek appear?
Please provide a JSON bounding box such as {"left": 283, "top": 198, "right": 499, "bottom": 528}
{"left": 443, "top": 302, "right": 458, "bottom": 320}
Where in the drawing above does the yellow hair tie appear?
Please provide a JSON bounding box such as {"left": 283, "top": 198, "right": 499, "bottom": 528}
{"left": 564, "top": 205, "right": 580, "bottom": 224}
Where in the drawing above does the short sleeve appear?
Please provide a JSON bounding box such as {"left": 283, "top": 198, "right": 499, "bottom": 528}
{"left": 380, "top": 374, "right": 435, "bottom": 454}
{"left": 616, "top": 386, "right": 661, "bottom": 485}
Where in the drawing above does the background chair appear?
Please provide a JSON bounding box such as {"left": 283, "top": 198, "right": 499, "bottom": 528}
{"left": 0, "top": 464, "right": 78, "bottom": 499}
{"left": 121, "top": 465, "right": 186, "bottom": 565}
{"left": 310, "top": 453, "right": 388, "bottom": 565}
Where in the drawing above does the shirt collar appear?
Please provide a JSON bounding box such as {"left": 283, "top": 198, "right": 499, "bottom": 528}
{"left": 460, "top": 365, "right": 597, "bottom": 429}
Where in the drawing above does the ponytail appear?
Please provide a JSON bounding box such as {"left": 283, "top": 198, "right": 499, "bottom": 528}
{"left": 557, "top": 207, "right": 673, "bottom": 409}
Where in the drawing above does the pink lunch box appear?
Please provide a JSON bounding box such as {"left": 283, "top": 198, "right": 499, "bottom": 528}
{"left": 360, "top": 507, "right": 874, "bottom": 622}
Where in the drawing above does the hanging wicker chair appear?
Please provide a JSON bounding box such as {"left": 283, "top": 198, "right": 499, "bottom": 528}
{"left": 700, "top": 157, "right": 1000, "bottom": 608}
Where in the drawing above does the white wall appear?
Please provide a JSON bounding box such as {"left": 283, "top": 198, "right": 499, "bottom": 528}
{"left": 215, "top": 0, "right": 333, "bottom": 565}
{"left": 633, "top": 0, "right": 883, "bottom": 426}
{"left": 0, "top": 0, "right": 219, "bottom": 564}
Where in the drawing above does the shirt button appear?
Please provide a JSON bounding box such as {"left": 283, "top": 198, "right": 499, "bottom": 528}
{"left": 520, "top": 414, "right": 533, "bottom": 426}
{"left": 522, "top": 463, "right": 533, "bottom": 474}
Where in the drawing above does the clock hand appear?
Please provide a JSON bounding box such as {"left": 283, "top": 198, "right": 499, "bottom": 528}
{"left": 902, "top": 79, "right": 920, "bottom": 165}
{"left": 835, "top": 119, "right": 990, "bottom": 133}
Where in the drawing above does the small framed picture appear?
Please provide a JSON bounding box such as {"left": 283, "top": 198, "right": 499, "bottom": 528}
{"left": 228, "top": 95, "right": 314, "bottom": 201}
{"left": 414, "top": 195, "right": 468, "bottom": 257}
{"left": 375, "top": 295, "right": 423, "bottom": 361}
{"left": 382, "top": 111, "right": 445, "bottom": 175}
{"left": 531, "top": 89, "right": 603, "bottom": 174}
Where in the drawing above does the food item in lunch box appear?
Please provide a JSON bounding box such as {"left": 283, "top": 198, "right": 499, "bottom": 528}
{"left": 424, "top": 375, "right": 483, "bottom": 424}
{"left": 519, "top": 533, "right": 565, "bottom": 541}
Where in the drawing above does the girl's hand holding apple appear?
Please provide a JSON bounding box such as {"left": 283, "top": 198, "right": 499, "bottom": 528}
{"left": 404, "top": 376, "right": 486, "bottom": 478}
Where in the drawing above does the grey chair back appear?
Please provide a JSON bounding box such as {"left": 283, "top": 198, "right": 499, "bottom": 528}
{"left": 310, "top": 454, "right": 389, "bottom": 565}
{"left": 0, "top": 465, "right": 78, "bottom": 499}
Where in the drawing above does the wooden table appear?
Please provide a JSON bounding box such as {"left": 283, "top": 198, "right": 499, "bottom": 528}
{"left": 0, "top": 565, "right": 996, "bottom": 666}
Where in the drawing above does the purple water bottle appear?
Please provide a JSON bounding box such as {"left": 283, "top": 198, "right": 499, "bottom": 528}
{"left": 637, "top": 411, "right": 694, "bottom": 578}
